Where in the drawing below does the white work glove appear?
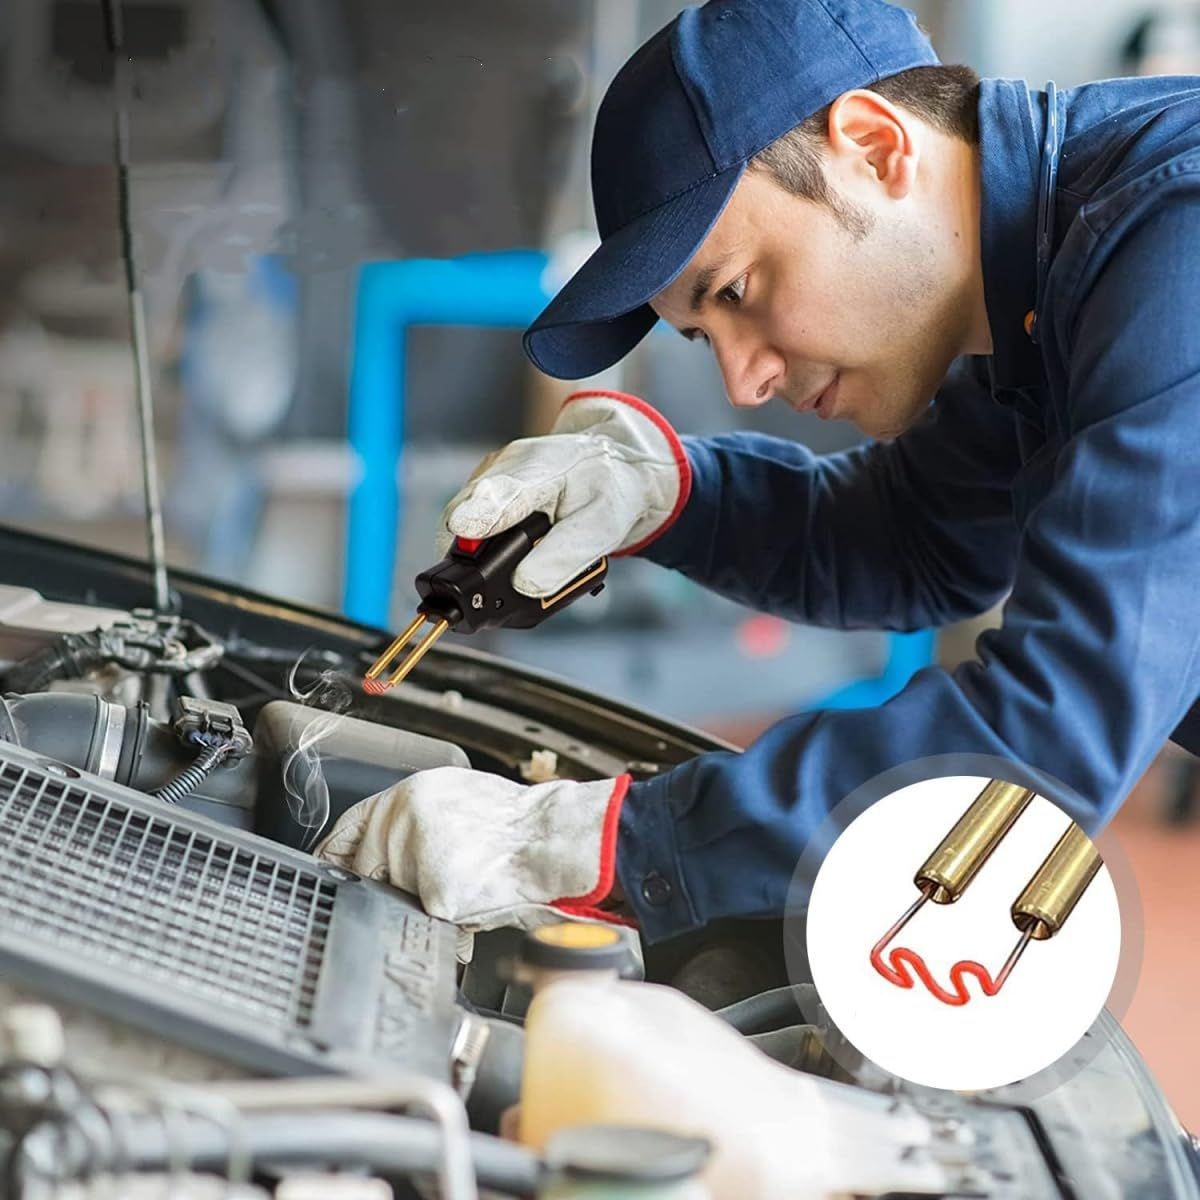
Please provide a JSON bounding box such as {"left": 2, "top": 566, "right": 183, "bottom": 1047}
{"left": 314, "top": 767, "right": 635, "bottom": 934}
{"left": 437, "top": 391, "right": 692, "bottom": 598}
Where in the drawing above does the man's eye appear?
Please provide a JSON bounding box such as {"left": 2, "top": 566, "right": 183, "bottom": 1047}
{"left": 718, "top": 274, "right": 747, "bottom": 306}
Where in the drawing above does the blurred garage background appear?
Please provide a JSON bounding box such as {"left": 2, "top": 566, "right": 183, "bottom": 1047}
{"left": 1, "top": 0, "right": 1198, "bottom": 1123}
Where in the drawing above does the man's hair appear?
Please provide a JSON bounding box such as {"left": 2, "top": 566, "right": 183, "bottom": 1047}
{"left": 750, "top": 65, "right": 981, "bottom": 233}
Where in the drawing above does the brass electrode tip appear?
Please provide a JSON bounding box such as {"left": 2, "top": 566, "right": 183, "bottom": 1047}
{"left": 363, "top": 613, "right": 450, "bottom": 693}
{"left": 874, "top": 783, "right": 1105, "bottom": 1004}
{"left": 915, "top": 779, "right": 1036, "bottom": 904}
{"left": 1011, "top": 822, "right": 1103, "bottom": 940}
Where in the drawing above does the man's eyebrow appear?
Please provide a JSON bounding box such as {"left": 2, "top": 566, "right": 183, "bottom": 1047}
{"left": 689, "top": 252, "right": 734, "bottom": 313}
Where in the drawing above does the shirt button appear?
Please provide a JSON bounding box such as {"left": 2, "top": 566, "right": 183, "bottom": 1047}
{"left": 640, "top": 872, "right": 673, "bottom": 907}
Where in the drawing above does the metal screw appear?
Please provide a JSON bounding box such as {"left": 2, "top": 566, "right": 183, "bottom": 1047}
{"left": 471, "top": 593, "right": 484, "bottom": 609}
{"left": 39, "top": 761, "right": 79, "bottom": 779}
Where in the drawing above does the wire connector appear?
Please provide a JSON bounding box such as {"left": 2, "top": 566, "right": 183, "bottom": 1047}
{"left": 173, "top": 697, "right": 253, "bottom": 762}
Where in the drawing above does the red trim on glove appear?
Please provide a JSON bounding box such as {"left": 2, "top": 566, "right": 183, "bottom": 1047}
{"left": 553, "top": 773, "right": 637, "bottom": 927}
{"left": 561, "top": 391, "right": 693, "bottom": 556}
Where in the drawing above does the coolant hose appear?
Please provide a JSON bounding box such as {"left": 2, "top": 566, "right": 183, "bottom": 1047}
{"left": 0, "top": 693, "right": 258, "bottom": 816}
{"left": 0, "top": 632, "right": 111, "bottom": 694}
{"left": 18, "top": 1109, "right": 541, "bottom": 1197}
{"left": 714, "top": 985, "right": 807, "bottom": 1036}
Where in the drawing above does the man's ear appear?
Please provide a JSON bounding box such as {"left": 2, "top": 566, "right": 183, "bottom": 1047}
{"left": 826, "top": 89, "right": 918, "bottom": 200}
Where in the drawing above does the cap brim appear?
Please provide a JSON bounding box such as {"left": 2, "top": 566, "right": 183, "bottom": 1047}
{"left": 524, "top": 163, "right": 745, "bottom": 379}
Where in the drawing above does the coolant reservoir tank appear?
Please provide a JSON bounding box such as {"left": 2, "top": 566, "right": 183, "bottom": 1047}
{"left": 517, "top": 924, "right": 945, "bottom": 1200}
{"left": 518, "top": 924, "right": 710, "bottom": 1200}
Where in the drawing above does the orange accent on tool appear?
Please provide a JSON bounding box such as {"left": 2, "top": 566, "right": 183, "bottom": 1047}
{"left": 868, "top": 892, "right": 1034, "bottom": 1008}
{"left": 455, "top": 536, "right": 484, "bottom": 554}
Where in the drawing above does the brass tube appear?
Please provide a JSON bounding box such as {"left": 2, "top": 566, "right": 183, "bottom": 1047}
{"left": 1011, "top": 823, "right": 1103, "bottom": 940}
{"left": 915, "top": 780, "right": 1036, "bottom": 904}
{"left": 365, "top": 612, "right": 429, "bottom": 681}
{"left": 385, "top": 618, "right": 450, "bottom": 687}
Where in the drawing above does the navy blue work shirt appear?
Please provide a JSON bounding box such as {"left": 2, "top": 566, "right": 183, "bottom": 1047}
{"left": 616, "top": 75, "right": 1200, "bottom": 943}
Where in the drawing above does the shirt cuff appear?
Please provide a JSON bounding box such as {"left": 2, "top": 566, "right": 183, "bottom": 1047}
{"left": 615, "top": 772, "right": 703, "bottom": 944}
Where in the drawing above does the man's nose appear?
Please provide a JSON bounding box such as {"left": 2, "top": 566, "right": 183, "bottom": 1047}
{"left": 714, "top": 335, "right": 784, "bottom": 409}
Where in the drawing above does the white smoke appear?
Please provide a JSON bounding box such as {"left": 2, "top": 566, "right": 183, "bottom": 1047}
{"left": 282, "top": 651, "right": 354, "bottom": 851}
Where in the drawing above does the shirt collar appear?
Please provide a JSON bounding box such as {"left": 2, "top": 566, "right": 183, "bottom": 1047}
{"left": 978, "top": 78, "right": 1049, "bottom": 393}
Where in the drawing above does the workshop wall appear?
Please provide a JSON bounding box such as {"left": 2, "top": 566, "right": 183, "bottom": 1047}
{"left": 2, "top": 0, "right": 1200, "bottom": 1134}
{"left": 1, "top": 0, "right": 1193, "bottom": 725}
{"left": 956, "top": 0, "right": 1200, "bottom": 85}
{"left": 2, "top": 0, "right": 1198, "bottom": 729}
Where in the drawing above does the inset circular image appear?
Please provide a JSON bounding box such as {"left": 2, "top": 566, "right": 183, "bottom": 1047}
{"left": 806, "top": 776, "right": 1121, "bottom": 1091}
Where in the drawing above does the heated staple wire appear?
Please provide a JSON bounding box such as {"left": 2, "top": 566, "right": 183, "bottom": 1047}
{"left": 869, "top": 892, "right": 1035, "bottom": 1007}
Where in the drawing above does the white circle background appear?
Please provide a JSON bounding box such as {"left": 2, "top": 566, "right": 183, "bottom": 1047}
{"left": 806, "top": 776, "right": 1122, "bottom": 1091}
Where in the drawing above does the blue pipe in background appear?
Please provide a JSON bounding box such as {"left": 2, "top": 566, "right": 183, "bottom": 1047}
{"left": 344, "top": 250, "right": 551, "bottom": 626}
{"left": 814, "top": 628, "right": 937, "bottom": 710}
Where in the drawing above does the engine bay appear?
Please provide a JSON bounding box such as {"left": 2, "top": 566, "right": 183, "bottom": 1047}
{"left": 0, "top": 566, "right": 1195, "bottom": 1199}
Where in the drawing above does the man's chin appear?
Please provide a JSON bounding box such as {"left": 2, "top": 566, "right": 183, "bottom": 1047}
{"left": 853, "top": 399, "right": 929, "bottom": 442}
{"left": 841, "top": 407, "right": 897, "bottom": 441}
{"left": 862, "top": 420, "right": 908, "bottom": 442}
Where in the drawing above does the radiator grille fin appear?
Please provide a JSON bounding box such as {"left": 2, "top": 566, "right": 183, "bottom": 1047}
{"left": 0, "top": 761, "right": 334, "bottom": 1027}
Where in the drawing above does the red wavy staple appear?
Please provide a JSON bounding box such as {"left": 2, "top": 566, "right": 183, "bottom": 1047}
{"left": 870, "top": 943, "right": 1006, "bottom": 1008}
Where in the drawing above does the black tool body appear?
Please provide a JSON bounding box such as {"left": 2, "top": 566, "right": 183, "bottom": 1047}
{"left": 415, "top": 511, "right": 607, "bottom": 633}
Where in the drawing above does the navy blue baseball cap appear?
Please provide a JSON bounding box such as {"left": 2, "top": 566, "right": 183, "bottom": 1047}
{"left": 523, "top": 0, "right": 939, "bottom": 379}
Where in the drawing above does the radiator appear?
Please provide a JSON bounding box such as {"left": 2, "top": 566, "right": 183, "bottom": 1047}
{"left": 0, "top": 741, "right": 459, "bottom": 1080}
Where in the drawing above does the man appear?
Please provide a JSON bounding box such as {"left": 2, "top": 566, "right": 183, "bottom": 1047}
{"left": 319, "top": 0, "right": 1200, "bottom": 946}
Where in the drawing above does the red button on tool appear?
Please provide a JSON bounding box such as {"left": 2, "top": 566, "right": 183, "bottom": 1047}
{"left": 455, "top": 537, "right": 484, "bottom": 555}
